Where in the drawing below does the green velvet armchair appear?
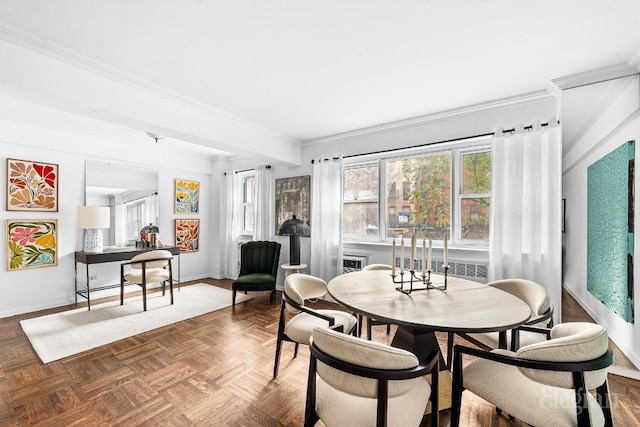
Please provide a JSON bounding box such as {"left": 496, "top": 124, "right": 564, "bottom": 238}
{"left": 232, "top": 241, "right": 281, "bottom": 305}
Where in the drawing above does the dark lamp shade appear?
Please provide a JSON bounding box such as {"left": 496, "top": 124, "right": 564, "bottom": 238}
{"left": 278, "top": 215, "right": 310, "bottom": 237}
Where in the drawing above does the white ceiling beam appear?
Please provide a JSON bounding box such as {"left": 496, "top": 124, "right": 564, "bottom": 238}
{"left": 0, "top": 32, "right": 301, "bottom": 166}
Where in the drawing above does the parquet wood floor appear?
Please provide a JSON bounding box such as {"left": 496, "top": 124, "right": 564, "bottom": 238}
{"left": 0, "top": 279, "right": 638, "bottom": 426}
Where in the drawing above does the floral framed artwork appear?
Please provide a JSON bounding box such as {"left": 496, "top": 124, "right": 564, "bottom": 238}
{"left": 175, "top": 219, "right": 199, "bottom": 252}
{"left": 175, "top": 179, "right": 199, "bottom": 213}
{"left": 7, "top": 158, "right": 59, "bottom": 211}
{"left": 6, "top": 219, "right": 58, "bottom": 271}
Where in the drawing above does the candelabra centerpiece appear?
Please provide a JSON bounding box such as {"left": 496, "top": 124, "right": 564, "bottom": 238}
{"left": 390, "top": 230, "right": 449, "bottom": 294}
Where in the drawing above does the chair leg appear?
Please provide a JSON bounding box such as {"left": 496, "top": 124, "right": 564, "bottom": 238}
{"left": 232, "top": 290, "right": 236, "bottom": 305}
{"left": 447, "top": 332, "right": 454, "bottom": 369}
{"left": 597, "top": 379, "right": 614, "bottom": 427}
{"left": 293, "top": 342, "right": 299, "bottom": 358}
{"left": 142, "top": 284, "right": 147, "bottom": 311}
{"left": 386, "top": 323, "right": 391, "bottom": 334}
{"left": 169, "top": 280, "right": 174, "bottom": 305}
{"left": 450, "top": 346, "right": 464, "bottom": 427}
{"left": 273, "top": 336, "right": 283, "bottom": 378}
{"left": 274, "top": 300, "right": 287, "bottom": 378}
{"left": 367, "top": 318, "right": 372, "bottom": 341}
{"left": 120, "top": 270, "right": 125, "bottom": 306}
{"left": 270, "top": 289, "right": 275, "bottom": 304}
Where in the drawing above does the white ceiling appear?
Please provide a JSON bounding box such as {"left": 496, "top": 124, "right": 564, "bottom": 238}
{"left": 1, "top": 1, "right": 640, "bottom": 160}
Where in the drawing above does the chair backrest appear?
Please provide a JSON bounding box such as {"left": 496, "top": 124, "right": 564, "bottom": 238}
{"left": 239, "top": 241, "right": 281, "bottom": 277}
{"left": 311, "top": 326, "right": 421, "bottom": 398}
{"left": 284, "top": 273, "right": 328, "bottom": 309}
{"left": 362, "top": 264, "right": 393, "bottom": 271}
{"left": 130, "top": 249, "right": 172, "bottom": 269}
{"left": 515, "top": 322, "right": 610, "bottom": 389}
{"left": 488, "top": 279, "right": 551, "bottom": 316}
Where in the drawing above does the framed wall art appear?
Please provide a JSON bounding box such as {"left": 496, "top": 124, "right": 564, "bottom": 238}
{"left": 275, "top": 175, "right": 311, "bottom": 235}
{"left": 7, "top": 158, "right": 59, "bottom": 211}
{"left": 587, "top": 140, "right": 634, "bottom": 323}
{"left": 175, "top": 179, "right": 200, "bottom": 213}
{"left": 175, "top": 219, "right": 199, "bottom": 252}
{"left": 6, "top": 219, "right": 58, "bottom": 271}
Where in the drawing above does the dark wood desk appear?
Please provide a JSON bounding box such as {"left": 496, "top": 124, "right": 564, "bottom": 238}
{"left": 328, "top": 270, "right": 532, "bottom": 410}
{"left": 75, "top": 246, "right": 181, "bottom": 310}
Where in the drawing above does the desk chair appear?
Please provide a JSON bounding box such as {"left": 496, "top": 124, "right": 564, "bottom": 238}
{"left": 360, "top": 264, "right": 393, "bottom": 340}
{"left": 274, "top": 273, "right": 357, "bottom": 378}
{"left": 232, "top": 241, "right": 281, "bottom": 305}
{"left": 447, "top": 278, "right": 554, "bottom": 367}
{"left": 120, "top": 249, "right": 173, "bottom": 311}
{"left": 305, "top": 326, "right": 439, "bottom": 427}
{"left": 451, "top": 322, "right": 614, "bottom": 427}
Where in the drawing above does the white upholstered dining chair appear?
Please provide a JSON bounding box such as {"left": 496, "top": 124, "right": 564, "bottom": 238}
{"left": 447, "top": 278, "right": 554, "bottom": 367}
{"left": 120, "top": 249, "right": 174, "bottom": 311}
{"left": 451, "top": 322, "right": 614, "bottom": 427}
{"left": 273, "top": 273, "right": 357, "bottom": 378}
{"left": 305, "top": 326, "right": 439, "bottom": 427}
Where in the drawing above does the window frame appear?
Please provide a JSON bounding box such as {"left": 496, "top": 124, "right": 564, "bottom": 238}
{"left": 342, "top": 136, "right": 491, "bottom": 248}
{"left": 342, "top": 161, "right": 381, "bottom": 242}
{"left": 453, "top": 144, "right": 492, "bottom": 247}
{"left": 238, "top": 171, "right": 255, "bottom": 236}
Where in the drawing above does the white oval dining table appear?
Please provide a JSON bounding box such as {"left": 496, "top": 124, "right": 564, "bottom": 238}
{"left": 328, "top": 269, "right": 532, "bottom": 410}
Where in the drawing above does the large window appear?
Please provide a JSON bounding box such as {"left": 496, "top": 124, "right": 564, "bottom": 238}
{"left": 343, "top": 138, "right": 491, "bottom": 246}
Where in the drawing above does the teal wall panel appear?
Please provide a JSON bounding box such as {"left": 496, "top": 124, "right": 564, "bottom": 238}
{"left": 587, "top": 140, "right": 634, "bottom": 323}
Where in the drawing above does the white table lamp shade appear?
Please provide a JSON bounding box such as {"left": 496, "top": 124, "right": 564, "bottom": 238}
{"left": 78, "top": 206, "right": 110, "bottom": 252}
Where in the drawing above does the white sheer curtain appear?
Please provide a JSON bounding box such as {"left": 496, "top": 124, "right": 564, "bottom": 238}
{"left": 489, "top": 119, "right": 562, "bottom": 321}
{"left": 310, "top": 157, "right": 344, "bottom": 282}
{"left": 253, "top": 165, "right": 272, "bottom": 241}
{"left": 223, "top": 171, "right": 241, "bottom": 279}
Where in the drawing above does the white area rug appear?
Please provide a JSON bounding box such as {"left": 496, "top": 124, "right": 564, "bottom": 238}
{"left": 20, "top": 283, "right": 252, "bottom": 364}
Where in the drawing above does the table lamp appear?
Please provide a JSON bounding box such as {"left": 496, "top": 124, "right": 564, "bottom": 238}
{"left": 78, "top": 206, "right": 110, "bottom": 253}
{"left": 278, "top": 215, "right": 310, "bottom": 265}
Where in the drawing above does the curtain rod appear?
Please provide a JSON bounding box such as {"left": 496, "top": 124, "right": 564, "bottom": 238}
{"left": 311, "top": 120, "right": 557, "bottom": 163}
{"left": 123, "top": 192, "right": 158, "bottom": 204}
{"left": 223, "top": 165, "right": 271, "bottom": 175}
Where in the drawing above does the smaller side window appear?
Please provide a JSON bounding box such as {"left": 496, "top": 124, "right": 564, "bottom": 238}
{"left": 241, "top": 173, "right": 255, "bottom": 234}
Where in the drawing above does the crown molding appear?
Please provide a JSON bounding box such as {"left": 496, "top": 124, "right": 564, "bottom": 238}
{"left": 562, "top": 75, "right": 637, "bottom": 155}
{"left": 302, "top": 90, "right": 554, "bottom": 145}
{"left": 628, "top": 47, "right": 640, "bottom": 71}
{"left": 0, "top": 21, "right": 297, "bottom": 146}
{"left": 551, "top": 62, "right": 639, "bottom": 92}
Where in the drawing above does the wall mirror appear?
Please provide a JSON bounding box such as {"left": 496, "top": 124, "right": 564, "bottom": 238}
{"left": 85, "top": 160, "right": 159, "bottom": 248}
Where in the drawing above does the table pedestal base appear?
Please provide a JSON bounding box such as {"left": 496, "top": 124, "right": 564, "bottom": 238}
{"left": 391, "top": 326, "right": 452, "bottom": 411}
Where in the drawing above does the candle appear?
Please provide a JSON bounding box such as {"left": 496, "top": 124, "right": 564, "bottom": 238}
{"left": 400, "top": 238, "right": 404, "bottom": 274}
{"left": 444, "top": 233, "right": 448, "bottom": 267}
{"left": 427, "top": 238, "right": 432, "bottom": 272}
{"left": 410, "top": 231, "right": 416, "bottom": 271}
{"left": 391, "top": 239, "right": 396, "bottom": 276}
{"left": 421, "top": 238, "right": 426, "bottom": 276}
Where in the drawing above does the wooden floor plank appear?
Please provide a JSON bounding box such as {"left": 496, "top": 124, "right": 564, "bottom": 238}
{"left": 0, "top": 279, "right": 637, "bottom": 426}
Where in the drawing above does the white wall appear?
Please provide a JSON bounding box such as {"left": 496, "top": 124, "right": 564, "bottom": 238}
{"left": 562, "top": 77, "right": 640, "bottom": 368}
{"left": 0, "top": 124, "right": 216, "bottom": 318}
